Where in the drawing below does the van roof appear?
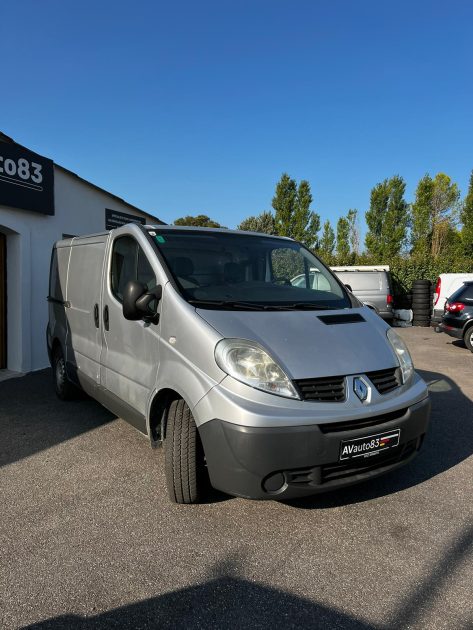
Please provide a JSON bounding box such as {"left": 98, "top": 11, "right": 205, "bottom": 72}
{"left": 144, "top": 224, "right": 293, "bottom": 240}
{"left": 330, "top": 265, "right": 390, "bottom": 272}
{"left": 54, "top": 223, "right": 295, "bottom": 247}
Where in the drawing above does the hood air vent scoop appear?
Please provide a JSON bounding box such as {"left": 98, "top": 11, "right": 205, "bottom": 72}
{"left": 318, "top": 313, "right": 366, "bottom": 325}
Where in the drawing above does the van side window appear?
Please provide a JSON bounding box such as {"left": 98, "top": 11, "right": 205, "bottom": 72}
{"left": 137, "top": 248, "right": 157, "bottom": 291}
{"left": 49, "top": 248, "right": 62, "bottom": 300}
{"left": 111, "top": 236, "right": 157, "bottom": 302}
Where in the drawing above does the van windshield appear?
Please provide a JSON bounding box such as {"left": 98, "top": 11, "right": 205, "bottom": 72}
{"left": 149, "top": 230, "right": 352, "bottom": 310}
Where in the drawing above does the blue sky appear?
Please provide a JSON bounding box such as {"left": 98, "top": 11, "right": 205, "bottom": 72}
{"left": 1, "top": 0, "right": 472, "bottom": 232}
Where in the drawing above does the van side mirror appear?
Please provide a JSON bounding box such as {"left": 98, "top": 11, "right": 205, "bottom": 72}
{"left": 345, "top": 284, "right": 353, "bottom": 292}
{"left": 123, "top": 281, "right": 162, "bottom": 323}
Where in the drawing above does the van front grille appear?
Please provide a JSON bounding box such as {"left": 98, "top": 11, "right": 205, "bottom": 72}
{"left": 295, "top": 376, "right": 346, "bottom": 402}
{"left": 367, "top": 367, "right": 401, "bottom": 394}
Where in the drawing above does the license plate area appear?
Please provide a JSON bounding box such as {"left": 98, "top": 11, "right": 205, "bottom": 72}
{"left": 339, "top": 429, "right": 401, "bottom": 461}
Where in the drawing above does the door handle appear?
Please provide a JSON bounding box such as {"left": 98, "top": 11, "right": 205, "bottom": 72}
{"left": 103, "top": 305, "right": 109, "bottom": 331}
{"left": 93, "top": 303, "right": 99, "bottom": 328}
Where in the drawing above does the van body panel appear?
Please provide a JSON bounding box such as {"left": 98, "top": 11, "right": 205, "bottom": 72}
{"left": 66, "top": 235, "right": 108, "bottom": 385}
{"left": 196, "top": 306, "right": 397, "bottom": 380}
{"left": 155, "top": 282, "right": 226, "bottom": 413}
{"left": 193, "top": 370, "right": 428, "bottom": 428}
{"left": 47, "top": 243, "right": 73, "bottom": 364}
{"left": 332, "top": 270, "right": 393, "bottom": 320}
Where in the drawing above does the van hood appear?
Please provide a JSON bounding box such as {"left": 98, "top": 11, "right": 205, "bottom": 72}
{"left": 196, "top": 307, "right": 398, "bottom": 379}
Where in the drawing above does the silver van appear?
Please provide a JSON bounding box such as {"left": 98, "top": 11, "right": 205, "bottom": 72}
{"left": 331, "top": 266, "right": 394, "bottom": 322}
{"left": 47, "top": 225, "right": 430, "bottom": 503}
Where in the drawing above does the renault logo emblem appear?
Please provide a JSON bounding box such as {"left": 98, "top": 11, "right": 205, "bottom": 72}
{"left": 353, "top": 377, "right": 369, "bottom": 402}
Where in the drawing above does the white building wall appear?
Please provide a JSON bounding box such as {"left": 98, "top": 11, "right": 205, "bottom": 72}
{"left": 0, "top": 166, "right": 155, "bottom": 372}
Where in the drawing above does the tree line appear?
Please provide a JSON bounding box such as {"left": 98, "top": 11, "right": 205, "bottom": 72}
{"left": 172, "top": 171, "right": 473, "bottom": 288}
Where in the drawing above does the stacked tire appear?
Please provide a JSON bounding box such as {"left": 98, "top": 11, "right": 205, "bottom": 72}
{"left": 411, "top": 280, "right": 432, "bottom": 327}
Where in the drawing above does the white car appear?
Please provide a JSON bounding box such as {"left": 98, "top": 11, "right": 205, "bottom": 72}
{"left": 432, "top": 273, "right": 473, "bottom": 323}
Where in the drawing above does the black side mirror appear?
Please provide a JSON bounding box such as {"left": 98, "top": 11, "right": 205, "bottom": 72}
{"left": 345, "top": 284, "right": 353, "bottom": 292}
{"left": 123, "top": 281, "right": 162, "bottom": 323}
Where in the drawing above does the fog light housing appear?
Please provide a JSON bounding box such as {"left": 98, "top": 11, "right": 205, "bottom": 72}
{"left": 262, "top": 472, "right": 286, "bottom": 493}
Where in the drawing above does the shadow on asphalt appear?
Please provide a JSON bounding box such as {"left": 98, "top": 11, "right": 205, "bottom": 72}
{"left": 20, "top": 521, "right": 473, "bottom": 629}
{"left": 452, "top": 339, "right": 468, "bottom": 350}
{"left": 286, "top": 370, "right": 473, "bottom": 510}
{"left": 23, "top": 577, "right": 377, "bottom": 630}
{"left": 0, "top": 369, "right": 115, "bottom": 468}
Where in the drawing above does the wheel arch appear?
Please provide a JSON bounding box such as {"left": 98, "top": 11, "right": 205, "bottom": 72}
{"left": 147, "top": 387, "right": 187, "bottom": 447}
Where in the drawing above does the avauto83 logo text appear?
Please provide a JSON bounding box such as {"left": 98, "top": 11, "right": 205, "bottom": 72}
{"left": 339, "top": 429, "right": 401, "bottom": 461}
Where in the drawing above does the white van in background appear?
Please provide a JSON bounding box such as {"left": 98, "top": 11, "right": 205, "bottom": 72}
{"left": 432, "top": 273, "right": 473, "bottom": 324}
{"left": 330, "top": 266, "right": 394, "bottom": 322}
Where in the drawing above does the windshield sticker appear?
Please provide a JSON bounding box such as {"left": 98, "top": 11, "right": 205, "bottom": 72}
{"left": 155, "top": 235, "right": 166, "bottom": 243}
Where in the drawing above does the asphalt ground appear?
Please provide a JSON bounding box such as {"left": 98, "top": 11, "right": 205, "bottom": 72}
{"left": 0, "top": 327, "right": 472, "bottom": 629}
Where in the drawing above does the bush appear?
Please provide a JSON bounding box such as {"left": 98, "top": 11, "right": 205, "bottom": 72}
{"left": 390, "top": 255, "right": 473, "bottom": 296}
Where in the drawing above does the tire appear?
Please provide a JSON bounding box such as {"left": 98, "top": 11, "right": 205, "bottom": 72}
{"left": 412, "top": 297, "right": 432, "bottom": 304}
{"left": 464, "top": 326, "right": 473, "bottom": 353}
{"left": 412, "top": 321, "right": 431, "bottom": 327}
{"left": 411, "top": 287, "right": 431, "bottom": 295}
{"left": 164, "top": 398, "right": 208, "bottom": 504}
{"left": 53, "top": 347, "right": 77, "bottom": 400}
{"left": 412, "top": 280, "right": 431, "bottom": 287}
{"left": 412, "top": 308, "right": 432, "bottom": 316}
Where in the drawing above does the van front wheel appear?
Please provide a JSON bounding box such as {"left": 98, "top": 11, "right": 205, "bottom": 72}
{"left": 164, "top": 399, "right": 207, "bottom": 504}
{"left": 53, "top": 347, "right": 76, "bottom": 400}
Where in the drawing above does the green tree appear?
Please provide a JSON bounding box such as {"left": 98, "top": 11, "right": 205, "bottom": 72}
{"left": 365, "top": 180, "right": 390, "bottom": 261}
{"left": 365, "top": 176, "right": 409, "bottom": 261}
{"left": 173, "top": 214, "right": 224, "bottom": 228}
{"left": 383, "top": 176, "right": 409, "bottom": 259}
{"left": 461, "top": 170, "right": 473, "bottom": 257}
{"left": 336, "top": 216, "right": 350, "bottom": 264}
{"left": 272, "top": 173, "right": 320, "bottom": 248}
{"left": 318, "top": 219, "right": 336, "bottom": 263}
{"left": 237, "top": 211, "right": 277, "bottom": 234}
{"left": 411, "top": 174, "right": 434, "bottom": 257}
{"left": 347, "top": 209, "right": 359, "bottom": 262}
{"left": 411, "top": 173, "right": 460, "bottom": 258}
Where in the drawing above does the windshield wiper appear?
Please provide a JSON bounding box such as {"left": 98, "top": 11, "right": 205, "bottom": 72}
{"left": 189, "top": 299, "right": 339, "bottom": 311}
{"left": 189, "top": 299, "right": 267, "bottom": 310}
{"left": 285, "top": 303, "right": 341, "bottom": 310}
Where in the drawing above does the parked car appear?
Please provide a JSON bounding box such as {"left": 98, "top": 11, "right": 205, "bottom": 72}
{"left": 291, "top": 267, "right": 332, "bottom": 291}
{"left": 47, "top": 225, "right": 430, "bottom": 504}
{"left": 438, "top": 281, "right": 473, "bottom": 352}
{"left": 432, "top": 273, "right": 473, "bottom": 324}
{"left": 330, "top": 266, "right": 394, "bottom": 322}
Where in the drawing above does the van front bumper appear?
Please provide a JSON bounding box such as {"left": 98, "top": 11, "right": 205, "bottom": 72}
{"left": 198, "top": 396, "right": 430, "bottom": 500}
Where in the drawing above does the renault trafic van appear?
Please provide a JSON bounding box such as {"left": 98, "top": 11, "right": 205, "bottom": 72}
{"left": 47, "top": 224, "right": 430, "bottom": 503}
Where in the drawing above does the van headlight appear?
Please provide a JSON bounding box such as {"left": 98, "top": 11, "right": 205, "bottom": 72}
{"left": 215, "top": 338, "right": 300, "bottom": 399}
{"left": 387, "top": 329, "right": 414, "bottom": 384}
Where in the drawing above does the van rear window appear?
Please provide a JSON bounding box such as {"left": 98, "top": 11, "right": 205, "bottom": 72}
{"left": 49, "top": 249, "right": 62, "bottom": 301}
